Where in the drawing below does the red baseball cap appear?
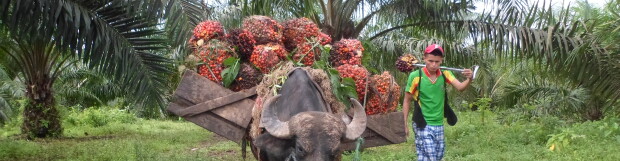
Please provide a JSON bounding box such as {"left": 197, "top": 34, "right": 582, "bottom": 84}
{"left": 424, "top": 44, "right": 444, "bottom": 55}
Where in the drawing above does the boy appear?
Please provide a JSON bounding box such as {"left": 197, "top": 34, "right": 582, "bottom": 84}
{"left": 402, "top": 44, "right": 473, "bottom": 161}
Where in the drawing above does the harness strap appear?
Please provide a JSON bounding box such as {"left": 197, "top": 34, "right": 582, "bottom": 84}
{"left": 412, "top": 69, "right": 458, "bottom": 128}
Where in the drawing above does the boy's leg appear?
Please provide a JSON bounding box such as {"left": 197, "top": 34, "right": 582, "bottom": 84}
{"left": 432, "top": 125, "right": 445, "bottom": 160}
{"left": 414, "top": 123, "right": 438, "bottom": 161}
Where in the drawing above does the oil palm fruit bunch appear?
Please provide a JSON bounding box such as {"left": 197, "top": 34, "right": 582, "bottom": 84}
{"left": 226, "top": 28, "right": 256, "bottom": 61}
{"left": 318, "top": 32, "right": 332, "bottom": 45}
{"left": 191, "top": 20, "right": 225, "bottom": 46}
{"left": 336, "top": 64, "right": 369, "bottom": 102}
{"left": 195, "top": 40, "right": 233, "bottom": 84}
{"left": 330, "top": 39, "right": 364, "bottom": 67}
{"left": 313, "top": 32, "right": 332, "bottom": 61}
{"left": 230, "top": 63, "right": 263, "bottom": 92}
{"left": 242, "top": 15, "right": 283, "bottom": 45}
{"left": 282, "top": 17, "right": 320, "bottom": 51}
{"left": 366, "top": 93, "right": 382, "bottom": 115}
{"left": 250, "top": 43, "right": 288, "bottom": 73}
{"left": 366, "top": 71, "right": 401, "bottom": 115}
{"left": 292, "top": 42, "right": 319, "bottom": 66}
{"left": 395, "top": 54, "right": 419, "bottom": 73}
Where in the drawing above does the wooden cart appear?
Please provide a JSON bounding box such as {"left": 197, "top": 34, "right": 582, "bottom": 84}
{"left": 167, "top": 71, "right": 256, "bottom": 144}
{"left": 167, "top": 70, "right": 407, "bottom": 155}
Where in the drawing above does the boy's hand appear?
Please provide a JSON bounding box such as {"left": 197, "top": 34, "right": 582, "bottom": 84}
{"left": 462, "top": 69, "right": 473, "bottom": 79}
{"left": 405, "top": 125, "right": 410, "bottom": 137}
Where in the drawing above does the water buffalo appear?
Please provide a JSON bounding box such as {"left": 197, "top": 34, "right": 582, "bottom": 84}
{"left": 254, "top": 68, "right": 367, "bottom": 161}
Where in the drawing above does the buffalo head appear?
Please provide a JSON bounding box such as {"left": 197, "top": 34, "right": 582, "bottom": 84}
{"left": 255, "top": 95, "right": 367, "bottom": 161}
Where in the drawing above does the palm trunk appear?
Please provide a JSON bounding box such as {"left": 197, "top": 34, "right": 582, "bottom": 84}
{"left": 21, "top": 76, "right": 62, "bottom": 138}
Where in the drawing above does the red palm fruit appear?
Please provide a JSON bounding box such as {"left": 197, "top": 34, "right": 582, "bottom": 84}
{"left": 282, "top": 17, "right": 321, "bottom": 51}
{"left": 242, "top": 15, "right": 283, "bottom": 45}
{"left": 230, "top": 63, "right": 263, "bottom": 92}
{"left": 292, "top": 42, "right": 318, "bottom": 66}
{"left": 250, "top": 43, "right": 287, "bottom": 73}
{"left": 188, "top": 35, "right": 199, "bottom": 48}
{"left": 195, "top": 40, "right": 233, "bottom": 84}
{"left": 259, "top": 43, "right": 288, "bottom": 59}
{"left": 193, "top": 20, "right": 225, "bottom": 41}
{"left": 313, "top": 32, "right": 332, "bottom": 60}
{"left": 226, "top": 29, "right": 257, "bottom": 61}
{"left": 318, "top": 32, "right": 332, "bottom": 45}
{"left": 336, "top": 64, "right": 369, "bottom": 102}
{"left": 366, "top": 71, "right": 401, "bottom": 115}
{"left": 366, "top": 93, "right": 382, "bottom": 115}
{"left": 330, "top": 39, "right": 364, "bottom": 67}
{"left": 395, "top": 54, "right": 419, "bottom": 73}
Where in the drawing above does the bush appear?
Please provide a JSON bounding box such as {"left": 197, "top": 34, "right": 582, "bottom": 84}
{"left": 542, "top": 117, "right": 620, "bottom": 160}
{"left": 64, "top": 107, "right": 137, "bottom": 127}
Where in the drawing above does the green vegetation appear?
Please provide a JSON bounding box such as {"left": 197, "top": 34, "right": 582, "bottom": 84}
{"left": 2, "top": 0, "right": 620, "bottom": 138}
{"left": 0, "top": 108, "right": 250, "bottom": 161}
{"left": 2, "top": 108, "right": 619, "bottom": 161}
{"left": 350, "top": 111, "right": 620, "bottom": 161}
{"left": 1, "top": 0, "right": 619, "bottom": 160}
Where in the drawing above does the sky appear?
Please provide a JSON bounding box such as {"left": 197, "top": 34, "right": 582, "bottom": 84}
{"left": 473, "top": 0, "right": 608, "bottom": 13}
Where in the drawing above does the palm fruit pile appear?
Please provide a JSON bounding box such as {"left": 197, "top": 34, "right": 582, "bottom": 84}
{"left": 189, "top": 16, "right": 327, "bottom": 91}
{"left": 282, "top": 17, "right": 329, "bottom": 66}
{"left": 282, "top": 17, "right": 320, "bottom": 50}
{"left": 395, "top": 53, "right": 419, "bottom": 73}
{"left": 187, "top": 16, "right": 402, "bottom": 116}
{"left": 250, "top": 43, "right": 288, "bottom": 73}
{"left": 230, "top": 63, "right": 263, "bottom": 92}
{"left": 366, "top": 71, "right": 401, "bottom": 115}
{"left": 336, "top": 64, "right": 369, "bottom": 102}
{"left": 226, "top": 29, "right": 256, "bottom": 61}
{"left": 330, "top": 39, "right": 364, "bottom": 67}
{"left": 196, "top": 40, "right": 233, "bottom": 84}
{"left": 188, "top": 17, "right": 318, "bottom": 93}
{"left": 190, "top": 20, "right": 225, "bottom": 47}
{"left": 242, "top": 15, "right": 284, "bottom": 45}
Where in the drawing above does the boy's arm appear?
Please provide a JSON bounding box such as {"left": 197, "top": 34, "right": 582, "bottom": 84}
{"left": 403, "top": 92, "right": 413, "bottom": 136}
{"left": 449, "top": 69, "right": 473, "bottom": 91}
{"left": 402, "top": 70, "right": 417, "bottom": 137}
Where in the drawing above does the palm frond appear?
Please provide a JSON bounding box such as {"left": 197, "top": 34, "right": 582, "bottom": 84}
{"left": 0, "top": 97, "right": 11, "bottom": 124}
{"left": 502, "top": 76, "right": 589, "bottom": 115}
{"left": 54, "top": 67, "right": 123, "bottom": 108}
{"left": 366, "top": 0, "right": 620, "bottom": 105}
{"left": 0, "top": 0, "right": 174, "bottom": 117}
{"left": 0, "top": 62, "right": 21, "bottom": 124}
{"left": 164, "top": 0, "right": 210, "bottom": 50}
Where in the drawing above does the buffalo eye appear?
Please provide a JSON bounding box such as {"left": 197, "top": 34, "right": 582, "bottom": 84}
{"left": 295, "top": 144, "right": 306, "bottom": 156}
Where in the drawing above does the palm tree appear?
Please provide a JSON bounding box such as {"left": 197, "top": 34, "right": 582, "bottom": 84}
{"left": 217, "top": 0, "right": 620, "bottom": 119}
{"left": 0, "top": 28, "right": 20, "bottom": 125}
{"left": 0, "top": 0, "right": 172, "bottom": 138}
{"left": 468, "top": 1, "right": 620, "bottom": 120}
{"left": 221, "top": 0, "right": 472, "bottom": 40}
{"left": 396, "top": 0, "right": 620, "bottom": 120}
{"left": 54, "top": 66, "right": 124, "bottom": 109}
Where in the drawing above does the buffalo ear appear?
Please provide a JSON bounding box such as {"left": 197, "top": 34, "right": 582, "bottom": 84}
{"left": 254, "top": 133, "right": 294, "bottom": 154}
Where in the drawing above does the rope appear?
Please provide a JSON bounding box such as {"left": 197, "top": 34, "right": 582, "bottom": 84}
{"left": 353, "top": 137, "right": 365, "bottom": 161}
{"left": 285, "top": 151, "right": 298, "bottom": 161}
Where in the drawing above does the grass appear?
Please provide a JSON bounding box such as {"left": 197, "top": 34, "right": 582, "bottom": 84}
{"left": 1, "top": 109, "right": 619, "bottom": 161}
{"left": 0, "top": 119, "right": 254, "bottom": 161}
{"left": 342, "top": 111, "right": 620, "bottom": 161}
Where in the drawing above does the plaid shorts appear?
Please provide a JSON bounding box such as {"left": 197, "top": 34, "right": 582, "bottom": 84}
{"left": 413, "top": 123, "right": 445, "bottom": 161}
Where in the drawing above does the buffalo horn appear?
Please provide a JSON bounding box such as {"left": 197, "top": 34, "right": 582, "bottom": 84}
{"left": 344, "top": 98, "right": 367, "bottom": 140}
{"left": 261, "top": 95, "right": 293, "bottom": 138}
